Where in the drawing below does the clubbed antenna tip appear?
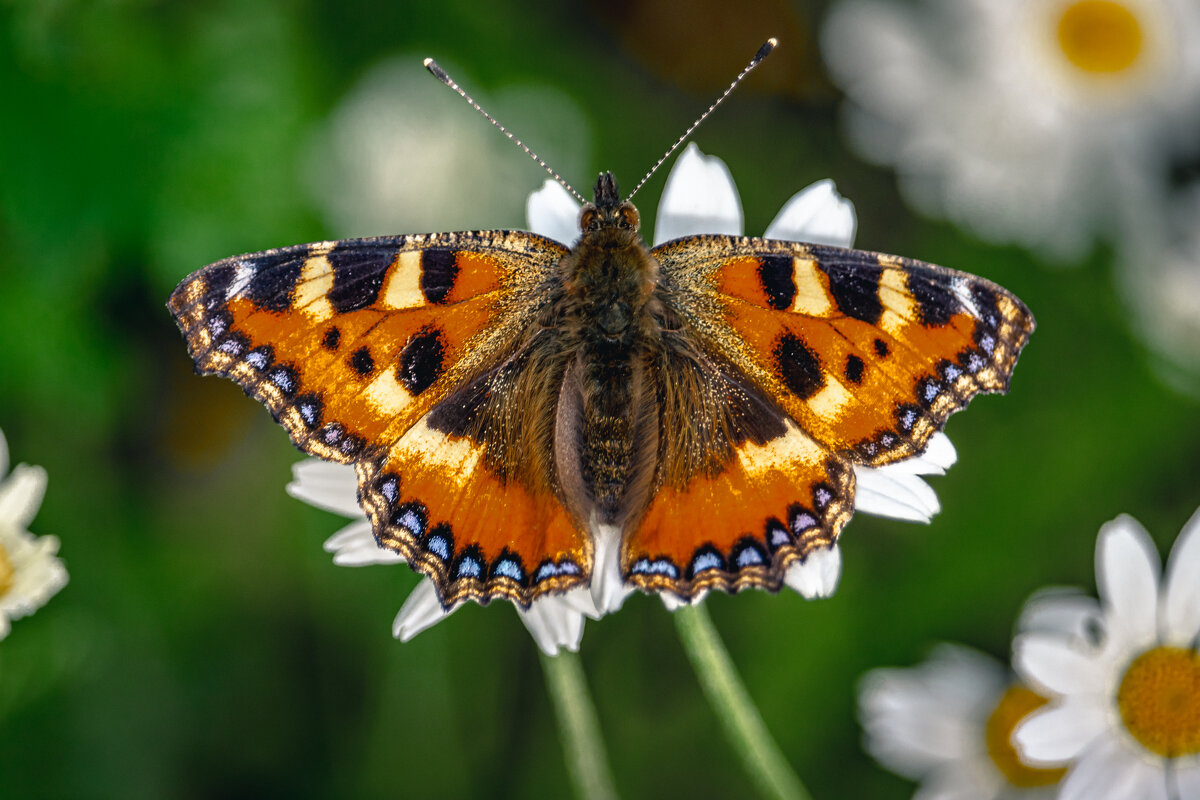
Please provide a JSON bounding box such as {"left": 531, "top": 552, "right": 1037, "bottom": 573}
{"left": 625, "top": 38, "right": 779, "bottom": 203}
{"left": 423, "top": 57, "right": 587, "bottom": 205}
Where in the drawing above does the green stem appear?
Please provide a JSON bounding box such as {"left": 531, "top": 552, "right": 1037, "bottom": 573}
{"left": 540, "top": 650, "right": 620, "bottom": 800}
{"left": 674, "top": 603, "right": 812, "bottom": 800}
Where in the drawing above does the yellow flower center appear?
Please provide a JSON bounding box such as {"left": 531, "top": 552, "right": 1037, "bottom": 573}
{"left": 0, "top": 540, "right": 14, "bottom": 598}
{"left": 1056, "top": 0, "right": 1144, "bottom": 74}
{"left": 985, "top": 685, "right": 1068, "bottom": 788}
{"left": 1117, "top": 646, "right": 1200, "bottom": 757}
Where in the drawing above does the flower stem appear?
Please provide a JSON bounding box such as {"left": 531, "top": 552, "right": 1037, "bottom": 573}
{"left": 540, "top": 650, "right": 620, "bottom": 800}
{"left": 674, "top": 603, "right": 812, "bottom": 800}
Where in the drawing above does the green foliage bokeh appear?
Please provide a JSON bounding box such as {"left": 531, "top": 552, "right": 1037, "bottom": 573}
{"left": 1, "top": 2, "right": 1197, "bottom": 798}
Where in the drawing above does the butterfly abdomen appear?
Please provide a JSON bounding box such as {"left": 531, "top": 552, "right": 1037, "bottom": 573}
{"left": 557, "top": 198, "right": 662, "bottom": 525}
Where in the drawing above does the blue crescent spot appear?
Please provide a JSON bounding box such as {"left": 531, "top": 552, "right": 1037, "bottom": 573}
{"left": 735, "top": 547, "right": 764, "bottom": 568}
{"left": 398, "top": 509, "right": 424, "bottom": 536}
{"left": 792, "top": 511, "right": 817, "bottom": 534}
{"left": 494, "top": 559, "right": 523, "bottom": 582}
{"left": 691, "top": 551, "right": 722, "bottom": 574}
{"left": 631, "top": 558, "right": 678, "bottom": 578}
{"left": 425, "top": 534, "right": 450, "bottom": 561}
{"left": 456, "top": 556, "right": 482, "bottom": 579}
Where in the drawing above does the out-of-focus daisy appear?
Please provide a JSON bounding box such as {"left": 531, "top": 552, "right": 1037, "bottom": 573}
{"left": 1012, "top": 509, "right": 1200, "bottom": 798}
{"left": 0, "top": 427, "right": 67, "bottom": 640}
{"left": 305, "top": 55, "right": 591, "bottom": 237}
{"left": 860, "top": 644, "right": 1067, "bottom": 799}
{"left": 1118, "top": 182, "right": 1200, "bottom": 395}
{"left": 822, "top": 0, "right": 1200, "bottom": 262}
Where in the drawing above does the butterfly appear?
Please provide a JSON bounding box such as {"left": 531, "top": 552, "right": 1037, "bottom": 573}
{"left": 168, "top": 43, "right": 1034, "bottom": 612}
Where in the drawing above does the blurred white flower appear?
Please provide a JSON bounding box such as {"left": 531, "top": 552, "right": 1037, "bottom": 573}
{"left": 1012, "top": 509, "right": 1200, "bottom": 799}
{"left": 859, "top": 644, "right": 1065, "bottom": 799}
{"left": 535, "top": 143, "right": 958, "bottom": 611}
{"left": 306, "top": 55, "right": 591, "bottom": 237}
{"left": 1119, "top": 182, "right": 1200, "bottom": 395}
{"left": 0, "top": 427, "right": 67, "bottom": 640}
{"left": 822, "top": 0, "right": 1200, "bottom": 262}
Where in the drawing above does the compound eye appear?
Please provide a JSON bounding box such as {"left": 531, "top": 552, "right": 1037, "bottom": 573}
{"left": 618, "top": 204, "right": 639, "bottom": 231}
{"left": 580, "top": 209, "right": 599, "bottom": 231}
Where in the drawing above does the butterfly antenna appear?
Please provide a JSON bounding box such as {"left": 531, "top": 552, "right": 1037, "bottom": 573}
{"left": 624, "top": 38, "right": 777, "bottom": 203}
{"left": 424, "top": 58, "right": 588, "bottom": 205}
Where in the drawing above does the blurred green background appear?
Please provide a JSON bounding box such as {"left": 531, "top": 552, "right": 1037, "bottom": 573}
{"left": 2, "top": 1, "right": 1198, "bottom": 798}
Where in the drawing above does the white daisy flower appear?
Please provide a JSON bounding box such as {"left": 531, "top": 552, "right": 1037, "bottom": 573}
{"left": 1012, "top": 508, "right": 1200, "bottom": 798}
{"left": 821, "top": 0, "right": 1200, "bottom": 262}
{"left": 859, "top": 644, "right": 1066, "bottom": 799}
{"left": 0, "top": 427, "right": 68, "bottom": 640}
{"left": 292, "top": 143, "right": 960, "bottom": 645}
{"left": 531, "top": 143, "right": 958, "bottom": 611}
{"left": 1118, "top": 182, "right": 1200, "bottom": 395}
{"left": 306, "top": 55, "right": 591, "bottom": 237}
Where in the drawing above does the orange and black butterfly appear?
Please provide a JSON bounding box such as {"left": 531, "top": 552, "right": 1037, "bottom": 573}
{"left": 168, "top": 41, "right": 1033, "bottom": 611}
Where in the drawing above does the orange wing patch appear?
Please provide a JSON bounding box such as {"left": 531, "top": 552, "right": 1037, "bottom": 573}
{"left": 625, "top": 420, "right": 854, "bottom": 597}
{"left": 168, "top": 232, "right": 567, "bottom": 463}
{"left": 655, "top": 237, "right": 1035, "bottom": 468}
{"left": 358, "top": 417, "right": 590, "bottom": 607}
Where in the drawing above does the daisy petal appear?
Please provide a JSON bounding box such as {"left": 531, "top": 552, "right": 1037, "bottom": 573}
{"left": 783, "top": 545, "right": 841, "bottom": 598}
{"left": 518, "top": 593, "right": 586, "bottom": 656}
{"left": 853, "top": 464, "right": 940, "bottom": 522}
{"left": 1013, "top": 699, "right": 1109, "bottom": 764}
{"left": 911, "top": 761, "right": 1002, "bottom": 800}
{"left": 1096, "top": 516, "right": 1161, "bottom": 651}
{"left": 0, "top": 532, "right": 68, "bottom": 624}
{"left": 1057, "top": 735, "right": 1167, "bottom": 800}
{"left": 393, "top": 579, "right": 459, "bottom": 641}
{"left": 859, "top": 645, "right": 1003, "bottom": 776}
{"left": 1013, "top": 632, "right": 1109, "bottom": 695}
{"left": 909, "top": 433, "right": 957, "bottom": 475}
{"left": 1163, "top": 505, "right": 1200, "bottom": 644}
{"left": 653, "top": 143, "right": 743, "bottom": 246}
{"left": 763, "top": 178, "right": 858, "bottom": 247}
{"left": 1017, "top": 587, "right": 1104, "bottom": 644}
{"left": 661, "top": 589, "right": 707, "bottom": 611}
{"left": 287, "top": 459, "right": 362, "bottom": 518}
{"left": 1175, "top": 761, "right": 1200, "bottom": 799}
{"left": 526, "top": 179, "right": 581, "bottom": 244}
{"left": 0, "top": 464, "right": 48, "bottom": 529}
{"left": 556, "top": 585, "right": 603, "bottom": 620}
{"left": 323, "top": 520, "right": 406, "bottom": 566}
{"left": 589, "top": 523, "right": 632, "bottom": 614}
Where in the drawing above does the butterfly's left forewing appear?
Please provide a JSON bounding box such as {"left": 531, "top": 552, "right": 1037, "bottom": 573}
{"left": 621, "top": 236, "right": 1034, "bottom": 599}
{"left": 656, "top": 236, "right": 1035, "bottom": 466}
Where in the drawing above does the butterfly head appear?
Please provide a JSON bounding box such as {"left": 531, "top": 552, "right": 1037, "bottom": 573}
{"left": 579, "top": 172, "right": 640, "bottom": 243}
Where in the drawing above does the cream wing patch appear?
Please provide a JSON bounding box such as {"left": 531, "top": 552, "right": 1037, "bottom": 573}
{"left": 381, "top": 251, "right": 425, "bottom": 310}
{"left": 790, "top": 256, "right": 835, "bottom": 316}
{"left": 736, "top": 420, "right": 826, "bottom": 476}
